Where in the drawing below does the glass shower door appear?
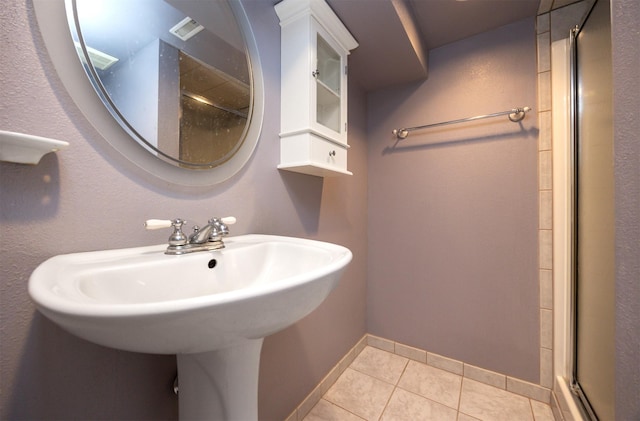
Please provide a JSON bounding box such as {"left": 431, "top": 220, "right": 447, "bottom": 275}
{"left": 571, "top": 0, "right": 615, "bottom": 419}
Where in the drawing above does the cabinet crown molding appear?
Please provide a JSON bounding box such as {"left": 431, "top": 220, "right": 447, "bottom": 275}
{"left": 275, "top": 0, "right": 358, "bottom": 52}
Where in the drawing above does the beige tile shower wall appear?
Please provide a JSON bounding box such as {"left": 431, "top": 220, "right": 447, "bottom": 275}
{"left": 537, "top": 12, "right": 555, "bottom": 390}
{"left": 536, "top": 0, "right": 596, "bottom": 395}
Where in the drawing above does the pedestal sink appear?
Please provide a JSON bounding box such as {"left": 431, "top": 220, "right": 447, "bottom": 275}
{"left": 29, "top": 235, "right": 352, "bottom": 420}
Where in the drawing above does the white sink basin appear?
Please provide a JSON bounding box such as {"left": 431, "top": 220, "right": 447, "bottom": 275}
{"left": 29, "top": 234, "right": 352, "bottom": 420}
{"left": 29, "top": 234, "right": 352, "bottom": 354}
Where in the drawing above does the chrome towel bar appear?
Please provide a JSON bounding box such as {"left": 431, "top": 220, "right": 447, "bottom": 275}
{"left": 392, "top": 106, "right": 531, "bottom": 139}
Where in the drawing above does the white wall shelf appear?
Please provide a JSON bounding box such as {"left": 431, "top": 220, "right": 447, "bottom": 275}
{"left": 0, "top": 130, "right": 69, "bottom": 165}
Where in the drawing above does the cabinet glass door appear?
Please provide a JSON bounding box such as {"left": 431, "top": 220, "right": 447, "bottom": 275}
{"left": 315, "top": 34, "right": 341, "bottom": 133}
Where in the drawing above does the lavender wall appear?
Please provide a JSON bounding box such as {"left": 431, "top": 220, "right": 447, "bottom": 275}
{"left": 0, "top": 1, "right": 367, "bottom": 420}
{"left": 367, "top": 19, "right": 540, "bottom": 382}
{"left": 3, "top": 0, "right": 637, "bottom": 418}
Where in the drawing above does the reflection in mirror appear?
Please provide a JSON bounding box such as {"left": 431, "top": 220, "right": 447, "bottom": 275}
{"left": 68, "top": 0, "right": 253, "bottom": 169}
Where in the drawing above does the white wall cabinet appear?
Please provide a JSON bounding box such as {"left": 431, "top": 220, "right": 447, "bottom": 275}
{"left": 275, "top": 0, "right": 358, "bottom": 177}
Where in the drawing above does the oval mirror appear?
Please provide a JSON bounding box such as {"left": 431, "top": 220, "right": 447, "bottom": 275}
{"left": 33, "top": 0, "right": 263, "bottom": 186}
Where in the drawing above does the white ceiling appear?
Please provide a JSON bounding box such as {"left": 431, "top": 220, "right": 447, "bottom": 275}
{"left": 409, "top": 0, "right": 540, "bottom": 49}
{"left": 326, "top": 0, "right": 542, "bottom": 91}
{"left": 78, "top": 0, "right": 582, "bottom": 93}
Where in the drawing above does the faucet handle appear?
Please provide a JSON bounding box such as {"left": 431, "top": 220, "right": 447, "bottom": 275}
{"left": 145, "top": 218, "right": 188, "bottom": 246}
{"left": 144, "top": 219, "right": 174, "bottom": 230}
{"left": 204, "top": 216, "right": 236, "bottom": 240}
{"left": 220, "top": 216, "right": 236, "bottom": 225}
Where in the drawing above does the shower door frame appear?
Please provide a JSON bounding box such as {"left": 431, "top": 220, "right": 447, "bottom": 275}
{"left": 568, "top": 24, "right": 597, "bottom": 420}
{"left": 568, "top": 0, "right": 615, "bottom": 418}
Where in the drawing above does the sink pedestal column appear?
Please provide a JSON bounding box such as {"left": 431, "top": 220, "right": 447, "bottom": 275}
{"left": 177, "top": 338, "right": 264, "bottom": 420}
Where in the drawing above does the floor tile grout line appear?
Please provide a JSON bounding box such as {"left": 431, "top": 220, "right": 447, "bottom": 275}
{"left": 347, "top": 345, "right": 410, "bottom": 387}
{"left": 375, "top": 357, "right": 411, "bottom": 421}
{"left": 323, "top": 367, "right": 397, "bottom": 421}
{"left": 331, "top": 397, "right": 368, "bottom": 421}
{"left": 348, "top": 364, "right": 403, "bottom": 387}
{"left": 393, "top": 355, "right": 465, "bottom": 413}
{"left": 528, "top": 397, "right": 537, "bottom": 421}
{"left": 394, "top": 384, "right": 465, "bottom": 415}
{"left": 457, "top": 376, "right": 464, "bottom": 414}
{"left": 396, "top": 357, "right": 410, "bottom": 386}
{"left": 362, "top": 349, "right": 467, "bottom": 417}
{"left": 377, "top": 384, "right": 397, "bottom": 421}
{"left": 322, "top": 389, "right": 369, "bottom": 421}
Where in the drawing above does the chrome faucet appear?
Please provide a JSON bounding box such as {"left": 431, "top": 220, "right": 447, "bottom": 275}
{"left": 145, "top": 217, "right": 236, "bottom": 255}
{"left": 189, "top": 218, "right": 230, "bottom": 244}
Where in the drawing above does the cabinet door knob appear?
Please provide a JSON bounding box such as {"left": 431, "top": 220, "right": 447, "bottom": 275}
{"left": 312, "top": 70, "right": 320, "bottom": 78}
{"left": 329, "top": 150, "right": 336, "bottom": 157}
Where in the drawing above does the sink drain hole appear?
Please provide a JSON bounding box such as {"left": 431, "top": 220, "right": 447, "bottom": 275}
{"left": 208, "top": 259, "right": 217, "bottom": 269}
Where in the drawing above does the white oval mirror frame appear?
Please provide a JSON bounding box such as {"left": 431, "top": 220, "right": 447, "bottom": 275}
{"left": 33, "top": 0, "right": 264, "bottom": 187}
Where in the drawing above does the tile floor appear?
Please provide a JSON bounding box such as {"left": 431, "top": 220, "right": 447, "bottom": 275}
{"left": 303, "top": 346, "right": 555, "bottom": 421}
